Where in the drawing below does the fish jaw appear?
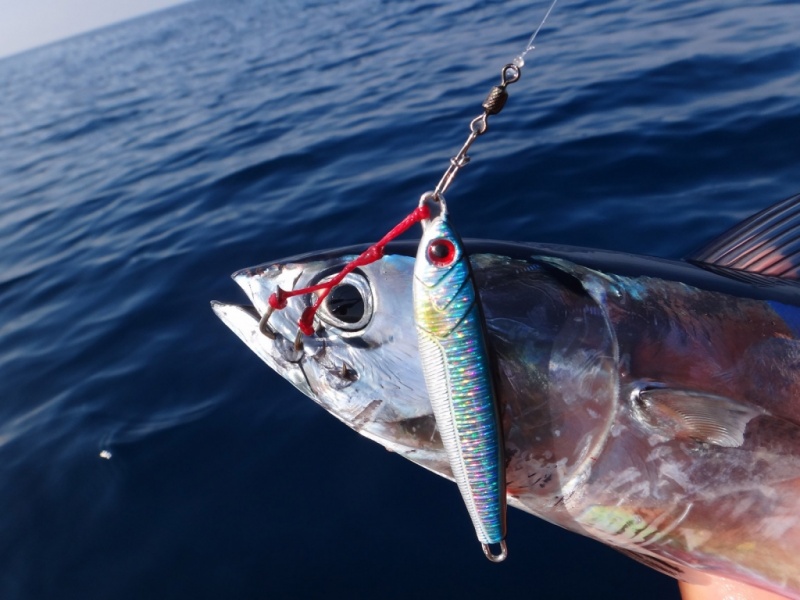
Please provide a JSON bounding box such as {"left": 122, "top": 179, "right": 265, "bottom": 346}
{"left": 211, "top": 253, "right": 451, "bottom": 476}
{"left": 211, "top": 301, "right": 314, "bottom": 399}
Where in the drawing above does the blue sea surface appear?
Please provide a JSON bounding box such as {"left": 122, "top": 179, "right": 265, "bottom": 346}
{"left": 1, "top": 1, "right": 799, "bottom": 598}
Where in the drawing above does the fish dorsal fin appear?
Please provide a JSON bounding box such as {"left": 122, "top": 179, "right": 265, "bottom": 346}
{"left": 632, "top": 388, "right": 764, "bottom": 448}
{"left": 689, "top": 192, "right": 800, "bottom": 280}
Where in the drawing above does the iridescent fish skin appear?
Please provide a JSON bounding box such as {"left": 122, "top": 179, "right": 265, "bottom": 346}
{"left": 412, "top": 215, "right": 506, "bottom": 556}
{"left": 213, "top": 195, "right": 800, "bottom": 598}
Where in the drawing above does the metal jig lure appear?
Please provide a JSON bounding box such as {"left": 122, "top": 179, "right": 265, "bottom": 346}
{"left": 413, "top": 194, "right": 507, "bottom": 562}
{"left": 257, "top": 0, "right": 559, "bottom": 563}
{"left": 407, "top": 0, "right": 557, "bottom": 560}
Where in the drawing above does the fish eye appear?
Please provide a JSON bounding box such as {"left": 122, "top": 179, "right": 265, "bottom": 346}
{"left": 427, "top": 238, "right": 457, "bottom": 267}
{"left": 317, "top": 272, "right": 373, "bottom": 332}
{"left": 327, "top": 283, "right": 363, "bottom": 323}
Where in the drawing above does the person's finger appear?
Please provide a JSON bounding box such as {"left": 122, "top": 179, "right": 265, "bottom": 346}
{"left": 679, "top": 574, "right": 788, "bottom": 600}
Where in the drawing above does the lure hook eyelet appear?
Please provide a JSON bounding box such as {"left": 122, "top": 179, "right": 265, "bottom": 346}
{"left": 418, "top": 191, "right": 447, "bottom": 225}
{"left": 481, "top": 540, "right": 508, "bottom": 563}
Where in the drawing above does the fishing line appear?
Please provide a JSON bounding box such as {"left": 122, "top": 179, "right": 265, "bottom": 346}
{"left": 515, "top": 0, "right": 559, "bottom": 68}
{"left": 259, "top": 0, "right": 560, "bottom": 347}
{"left": 413, "top": 0, "right": 562, "bottom": 563}
{"left": 431, "top": 0, "right": 560, "bottom": 203}
{"left": 256, "top": 2, "right": 561, "bottom": 562}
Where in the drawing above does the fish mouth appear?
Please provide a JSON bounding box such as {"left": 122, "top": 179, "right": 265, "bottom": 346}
{"left": 210, "top": 301, "right": 316, "bottom": 397}
{"left": 211, "top": 260, "right": 318, "bottom": 398}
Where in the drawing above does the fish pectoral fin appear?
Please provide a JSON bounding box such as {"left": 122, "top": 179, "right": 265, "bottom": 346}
{"left": 632, "top": 388, "right": 764, "bottom": 448}
{"left": 688, "top": 191, "right": 800, "bottom": 281}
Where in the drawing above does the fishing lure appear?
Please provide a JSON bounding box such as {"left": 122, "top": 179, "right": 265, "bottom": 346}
{"left": 257, "top": 0, "right": 558, "bottom": 562}
{"left": 257, "top": 64, "right": 534, "bottom": 563}
{"left": 413, "top": 198, "right": 507, "bottom": 561}
{"left": 406, "top": 1, "right": 558, "bottom": 556}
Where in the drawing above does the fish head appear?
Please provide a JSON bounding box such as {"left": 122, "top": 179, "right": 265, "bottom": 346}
{"left": 213, "top": 244, "right": 621, "bottom": 507}
{"left": 212, "top": 246, "right": 450, "bottom": 475}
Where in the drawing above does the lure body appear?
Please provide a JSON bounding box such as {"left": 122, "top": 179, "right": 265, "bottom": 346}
{"left": 412, "top": 213, "right": 506, "bottom": 560}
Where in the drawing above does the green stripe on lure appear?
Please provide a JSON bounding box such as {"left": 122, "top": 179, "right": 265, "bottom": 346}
{"left": 412, "top": 201, "right": 507, "bottom": 562}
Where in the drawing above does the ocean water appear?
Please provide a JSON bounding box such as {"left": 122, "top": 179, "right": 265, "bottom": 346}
{"left": 1, "top": 0, "right": 799, "bottom": 598}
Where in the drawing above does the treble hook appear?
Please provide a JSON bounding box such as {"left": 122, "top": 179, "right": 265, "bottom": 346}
{"left": 258, "top": 301, "right": 305, "bottom": 351}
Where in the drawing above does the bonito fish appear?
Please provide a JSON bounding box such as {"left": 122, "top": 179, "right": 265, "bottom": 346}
{"left": 212, "top": 192, "right": 800, "bottom": 598}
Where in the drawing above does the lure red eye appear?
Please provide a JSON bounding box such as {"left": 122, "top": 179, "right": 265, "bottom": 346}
{"left": 427, "top": 238, "right": 457, "bottom": 267}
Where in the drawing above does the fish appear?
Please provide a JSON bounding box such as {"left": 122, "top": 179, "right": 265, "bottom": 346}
{"left": 212, "top": 191, "right": 800, "bottom": 599}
